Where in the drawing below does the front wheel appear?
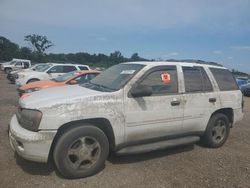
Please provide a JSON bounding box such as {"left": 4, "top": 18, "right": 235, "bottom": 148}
{"left": 4, "top": 68, "right": 12, "bottom": 74}
{"left": 53, "top": 125, "right": 109, "bottom": 179}
{"left": 201, "top": 113, "right": 230, "bottom": 148}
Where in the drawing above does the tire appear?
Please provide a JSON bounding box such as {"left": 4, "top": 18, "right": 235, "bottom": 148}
{"left": 53, "top": 125, "right": 109, "bottom": 179}
{"left": 201, "top": 113, "right": 230, "bottom": 148}
{"left": 26, "top": 78, "right": 40, "bottom": 84}
{"left": 245, "top": 89, "right": 250, "bottom": 97}
{"left": 4, "top": 68, "right": 12, "bottom": 74}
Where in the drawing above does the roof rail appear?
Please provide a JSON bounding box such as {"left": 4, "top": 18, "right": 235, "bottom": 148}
{"left": 165, "top": 59, "right": 223, "bottom": 67}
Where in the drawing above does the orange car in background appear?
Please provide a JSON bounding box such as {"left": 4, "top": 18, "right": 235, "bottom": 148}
{"left": 18, "top": 70, "right": 100, "bottom": 96}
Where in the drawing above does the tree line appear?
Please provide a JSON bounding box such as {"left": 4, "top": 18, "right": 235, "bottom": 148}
{"left": 0, "top": 35, "right": 147, "bottom": 68}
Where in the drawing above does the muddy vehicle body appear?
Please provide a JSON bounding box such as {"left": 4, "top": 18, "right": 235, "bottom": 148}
{"left": 9, "top": 61, "right": 244, "bottom": 178}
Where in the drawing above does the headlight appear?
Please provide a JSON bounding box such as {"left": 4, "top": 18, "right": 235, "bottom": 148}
{"left": 19, "top": 74, "right": 25, "bottom": 78}
{"left": 16, "top": 108, "right": 43, "bottom": 132}
{"left": 26, "top": 88, "right": 41, "bottom": 93}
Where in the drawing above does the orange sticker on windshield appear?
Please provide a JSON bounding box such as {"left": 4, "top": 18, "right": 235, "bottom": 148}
{"left": 161, "top": 72, "right": 171, "bottom": 84}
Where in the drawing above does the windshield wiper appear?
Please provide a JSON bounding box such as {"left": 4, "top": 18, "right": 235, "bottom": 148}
{"left": 88, "top": 82, "right": 115, "bottom": 91}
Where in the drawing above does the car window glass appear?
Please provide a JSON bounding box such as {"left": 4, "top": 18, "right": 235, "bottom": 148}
{"left": 48, "top": 65, "right": 64, "bottom": 73}
{"left": 23, "top": 62, "right": 29, "bottom": 68}
{"left": 140, "top": 66, "right": 178, "bottom": 95}
{"left": 182, "top": 66, "right": 213, "bottom": 92}
{"left": 75, "top": 75, "right": 88, "bottom": 84}
{"left": 210, "top": 68, "right": 238, "bottom": 91}
{"left": 78, "top": 66, "right": 89, "bottom": 70}
{"left": 88, "top": 73, "right": 98, "bottom": 80}
{"left": 63, "top": 66, "right": 77, "bottom": 73}
{"left": 15, "top": 62, "right": 22, "bottom": 66}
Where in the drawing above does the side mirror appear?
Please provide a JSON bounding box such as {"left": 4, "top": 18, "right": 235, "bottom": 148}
{"left": 69, "top": 80, "right": 77, "bottom": 85}
{"left": 130, "top": 84, "right": 152, "bottom": 98}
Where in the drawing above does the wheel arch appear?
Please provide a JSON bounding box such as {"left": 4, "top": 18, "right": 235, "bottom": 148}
{"left": 26, "top": 78, "right": 40, "bottom": 84}
{"left": 210, "top": 108, "right": 234, "bottom": 126}
{"left": 48, "top": 118, "right": 116, "bottom": 161}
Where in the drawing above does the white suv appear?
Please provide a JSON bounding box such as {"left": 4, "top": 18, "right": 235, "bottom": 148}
{"left": 9, "top": 61, "right": 244, "bottom": 178}
{"left": 1, "top": 58, "right": 31, "bottom": 74}
{"left": 15, "top": 63, "right": 90, "bottom": 86}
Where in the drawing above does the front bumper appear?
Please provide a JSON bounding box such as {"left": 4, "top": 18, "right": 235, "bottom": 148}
{"left": 9, "top": 115, "right": 57, "bottom": 163}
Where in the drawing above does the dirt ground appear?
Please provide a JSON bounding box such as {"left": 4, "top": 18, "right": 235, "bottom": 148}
{"left": 0, "top": 72, "right": 250, "bottom": 188}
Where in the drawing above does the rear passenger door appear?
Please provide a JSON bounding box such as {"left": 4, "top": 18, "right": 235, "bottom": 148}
{"left": 181, "top": 66, "right": 220, "bottom": 133}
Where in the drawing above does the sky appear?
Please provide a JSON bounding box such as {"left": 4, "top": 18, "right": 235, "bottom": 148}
{"left": 0, "top": 0, "right": 250, "bottom": 72}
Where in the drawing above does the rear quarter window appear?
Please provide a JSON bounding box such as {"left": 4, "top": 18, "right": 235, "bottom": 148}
{"left": 210, "top": 68, "right": 239, "bottom": 91}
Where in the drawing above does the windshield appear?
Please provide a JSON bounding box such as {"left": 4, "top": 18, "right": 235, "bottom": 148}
{"left": 53, "top": 71, "right": 78, "bottom": 82}
{"left": 36, "top": 64, "right": 51, "bottom": 72}
{"left": 82, "top": 63, "right": 145, "bottom": 92}
{"left": 9, "top": 61, "right": 16, "bottom": 65}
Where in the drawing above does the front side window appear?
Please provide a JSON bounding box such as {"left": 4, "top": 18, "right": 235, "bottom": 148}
{"left": 36, "top": 64, "right": 51, "bottom": 72}
{"left": 47, "top": 65, "right": 64, "bottom": 73}
{"left": 74, "top": 75, "right": 88, "bottom": 84}
{"left": 139, "top": 66, "right": 178, "bottom": 95}
{"left": 210, "top": 68, "right": 238, "bottom": 91}
{"left": 82, "top": 63, "right": 145, "bottom": 92}
{"left": 183, "top": 66, "right": 213, "bottom": 93}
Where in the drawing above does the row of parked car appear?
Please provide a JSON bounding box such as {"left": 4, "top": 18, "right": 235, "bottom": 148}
{"left": 2, "top": 59, "right": 244, "bottom": 179}
{"left": 236, "top": 78, "right": 250, "bottom": 97}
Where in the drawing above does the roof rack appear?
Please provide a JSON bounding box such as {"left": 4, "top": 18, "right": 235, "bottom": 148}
{"left": 165, "top": 59, "right": 223, "bottom": 67}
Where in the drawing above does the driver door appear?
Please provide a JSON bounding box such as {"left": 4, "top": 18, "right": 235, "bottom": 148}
{"left": 124, "top": 65, "right": 184, "bottom": 143}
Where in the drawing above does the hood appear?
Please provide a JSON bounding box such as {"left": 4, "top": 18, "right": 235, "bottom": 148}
{"left": 20, "top": 80, "right": 61, "bottom": 90}
{"left": 19, "top": 85, "right": 104, "bottom": 109}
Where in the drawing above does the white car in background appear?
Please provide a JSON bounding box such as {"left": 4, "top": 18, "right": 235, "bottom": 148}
{"left": 7, "top": 63, "right": 50, "bottom": 83}
{"left": 16, "top": 63, "right": 90, "bottom": 86}
{"left": 1, "top": 58, "right": 31, "bottom": 74}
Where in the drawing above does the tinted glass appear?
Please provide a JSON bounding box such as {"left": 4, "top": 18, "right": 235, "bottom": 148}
{"left": 140, "top": 66, "right": 178, "bottom": 95}
{"left": 63, "top": 66, "right": 77, "bottom": 73}
{"left": 183, "top": 66, "right": 213, "bottom": 92}
{"left": 88, "top": 73, "right": 99, "bottom": 80}
{"left": 210, "top": 68, "right": 238, "bottom": 91}
{"left": 75, "top": 75, "right": 88, "bottom": 84}
{"left": 15, "top": 62, "right": 22, "bottom": 66}
{"left": 78, "top": 66, "right": 89, "bottom": 70}
{"left": 23, "top": 62, "right": 29, "bottom": 68}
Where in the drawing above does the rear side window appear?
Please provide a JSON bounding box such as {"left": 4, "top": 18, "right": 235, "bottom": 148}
{"left": 78, "top": 66, "right": 89, "bottom": 70}
{"left": 140, "top": 66, "right": 178, "bottom": 95}
{"left": 183, "top": 66, "right": 213, "bottom": 93}
{"left": 63, "top": 66, "right": 77, "bottom": 73}
{"left": 210, "top": 68, "right": 238, "bottom": 91}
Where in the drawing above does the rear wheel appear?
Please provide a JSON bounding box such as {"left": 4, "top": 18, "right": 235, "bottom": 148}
{"left": 53, "top": 125, "right": 109, "bottom": 179}
{"left": 202, "top": 113, "right": 230, "bottom": 148}
{"left": 26, "top": 78, "right": 40, "bottom": 84}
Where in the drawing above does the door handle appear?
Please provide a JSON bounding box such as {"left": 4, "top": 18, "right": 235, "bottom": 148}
{"left": 171, "top": 100, "right": 180, "bottom": 106}
{"left": 209, "top": 98, "right": 217, "bottom": 103}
